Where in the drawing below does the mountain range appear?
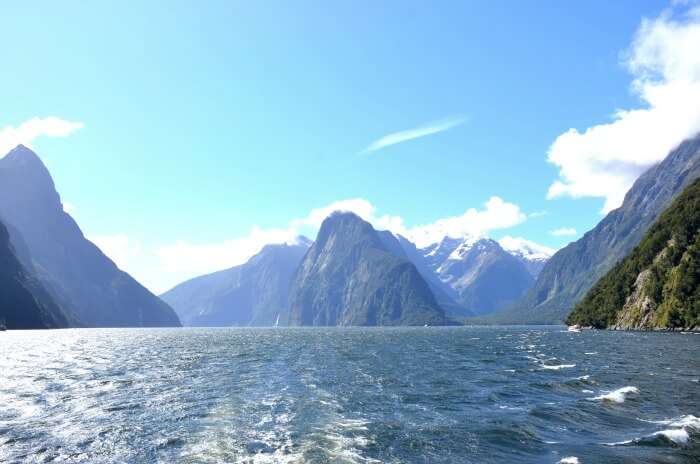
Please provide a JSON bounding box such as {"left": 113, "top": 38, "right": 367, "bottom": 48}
{"left": 415, "top": 236, "right": 540, "bottom": 316}
{"left": 0, "top": 145, "right": 180, "bottom": 328}
{"left": 6, "top": 133, "right": 699, "bottom": 330}
{"left": 0, "top": 144, "right": 548, "bottom": 329}
{"left": 494, "top": 133, "right": 700, "bottom": 324}
{"left": 162, "top": 215, "right": 553, "bottom": 325}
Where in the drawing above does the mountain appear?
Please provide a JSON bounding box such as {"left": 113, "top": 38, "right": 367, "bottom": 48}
{"left": 500, "top": 133, "right": 700, "bottom": 324}
{"left": 567, "top": 178, "right": 700, "bottom": 330}
{"left": 498, "top": 236, "right": 555, "bottom": 278}
{"left": 420, "top": 237, "right": 466, "bottom": 272}
{"left": 161, "top": 239, "right": 311, "bottom": 326}
{"left": 0, "top": 145, "right": 181, "bottom": 328}
{"left": 392, "top": 234, "right": 471, "bottom": 317}
{"left": 0, "top": 219, "right": 69, "bottom": 329}
{"left": 418, "top": 237, "right": 535, "bottom": 315}
{"left": 288, "top": 212, "right": 450, "bottom": 326}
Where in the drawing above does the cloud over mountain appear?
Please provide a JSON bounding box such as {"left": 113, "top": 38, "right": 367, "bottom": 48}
{"left": 547, "top": 5, "right": 700, "bottom": 212}
{"left": 0, "top": 117, "right": 84, "bottom": 156}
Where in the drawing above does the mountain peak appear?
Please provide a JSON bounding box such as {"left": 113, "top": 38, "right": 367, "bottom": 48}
{"left": 0, "top": 145, "right": 61, "bottom": 216}
{"left": 3, "top": 144, "right": 44, "bottom": 165}
{"left": 325, "top": 210, "right": 365, "bottom": 224}
{"left": 315, "top": 211, "right": 379, "bottom": 249}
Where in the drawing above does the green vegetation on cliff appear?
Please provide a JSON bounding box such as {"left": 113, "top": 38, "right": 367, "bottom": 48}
{"left": 567, "top": 178, "right": 700, "bottom": 330}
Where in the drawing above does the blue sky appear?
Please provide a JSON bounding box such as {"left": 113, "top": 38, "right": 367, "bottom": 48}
{"left": 3, "top": 0, "right": 700, "bottom": 292}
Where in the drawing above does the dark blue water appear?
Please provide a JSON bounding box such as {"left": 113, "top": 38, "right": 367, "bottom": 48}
{"left": 0, "top": 327, "right": 698, "bottom": 463}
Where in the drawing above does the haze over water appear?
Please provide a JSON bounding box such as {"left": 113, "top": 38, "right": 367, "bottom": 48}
{"left": 1, "top": 327, "right": 698, "bottom": 463}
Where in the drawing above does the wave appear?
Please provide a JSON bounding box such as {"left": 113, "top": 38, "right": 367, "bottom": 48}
{"left": 540, "top": 363, "right": 576, "bottom": 370}
{"left": 558, "top": 457, "right": 579, "bottom": 464}
{"left": 589, "top": 386, "right": 638, "bottom": 403}
{"left": 606, "top": 415, "right": 699, "bottom": 448}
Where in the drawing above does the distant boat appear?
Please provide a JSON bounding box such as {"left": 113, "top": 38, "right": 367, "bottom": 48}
{"left": 0, "top": 320, "right": 6, "bottom": 331}
{"left": 568, "top": 325, "right": 581, "bottom": 333}
{"left": 274, "top": 314, "right": 280, "bottom": 327}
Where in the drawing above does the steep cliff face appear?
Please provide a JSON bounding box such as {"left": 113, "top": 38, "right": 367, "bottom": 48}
{"left": 0, "top": 220, "right": 68, "bottom": 329}
{"left": 162, "top": 240, "right": 310, "bottom": 326}
{"left": 501, "top": 134, "right": 700, "bottom": 324}
{"left": 0, "top": 145, "right": 180, "bottom": 327}
{"left": 567, "top": 178, "right": 700, "bottom": 330}
{"left": 288, "top": 212, "right": 449, "bottom": 326}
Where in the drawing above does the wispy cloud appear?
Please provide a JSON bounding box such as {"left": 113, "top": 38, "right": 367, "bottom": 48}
{"left": 363, "top": 115, "right": 466, "bottom": 154}
{"left": 550, "top": 227, "right": 577, "bottom": 237}
{"left": 0, "top": 117, "right": 84, "bottom": 156}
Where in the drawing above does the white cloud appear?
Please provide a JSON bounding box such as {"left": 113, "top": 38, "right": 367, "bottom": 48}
{"left": 405, "top": 197, "right": 527, "bottom": 248}
{"left": 292, "top": 199, "right": 378, "bottom": 227}
{"left": 547, "top": 5, "right": 700, "bottom": 213}
{"left": 291, "top": 198, "right": 407, "bottom": 234}
{"left": 123, "top": 195, "right": 525, "bottom": 292}
{"left": 363, "top": 115, "right": 466, "bottom": 153}
{"left": 91, "top": 234, "right": 142, "bottom": 270}
{"left": 157, "top": 226, "right": 300, "bottom": 276}
{"left": 90, "top": 196, "right": 527, "bottom": 293}
{"left": 0, "top": 117, "right": 84, "bottom": 156}
{"left": 498, "top": 235, "right": 557, "bottom": 259}
{"left": 291, "top": 196, "right": 527, "bottom": 248}
{"left": 62, "top": 201, "right": 77, "bottom": 214}
{"left": 550, "top": 227, "right": 577, "bottom": 237}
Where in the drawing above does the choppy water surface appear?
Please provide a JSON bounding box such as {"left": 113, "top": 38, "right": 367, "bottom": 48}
{"left": 0, "top": 327, "right": 698, "bottom": 463}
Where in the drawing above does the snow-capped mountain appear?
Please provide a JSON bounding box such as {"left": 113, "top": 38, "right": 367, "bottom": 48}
{"left": 498, "top": 236, "right": 555, "bottom": 278}
{"left": 420, "top": 236, "right": 468, "bottom": 271}
{"left": 415, "top": 236, "right": 535, "bottom": 315}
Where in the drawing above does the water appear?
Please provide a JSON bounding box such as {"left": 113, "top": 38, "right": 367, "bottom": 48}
{"left": 0, "top": 327, "right": 698, "bottom": 464}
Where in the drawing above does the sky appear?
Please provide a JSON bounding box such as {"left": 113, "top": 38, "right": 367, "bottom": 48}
{"left": 2, "top": 0, "right": 700, "bottom": 293}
